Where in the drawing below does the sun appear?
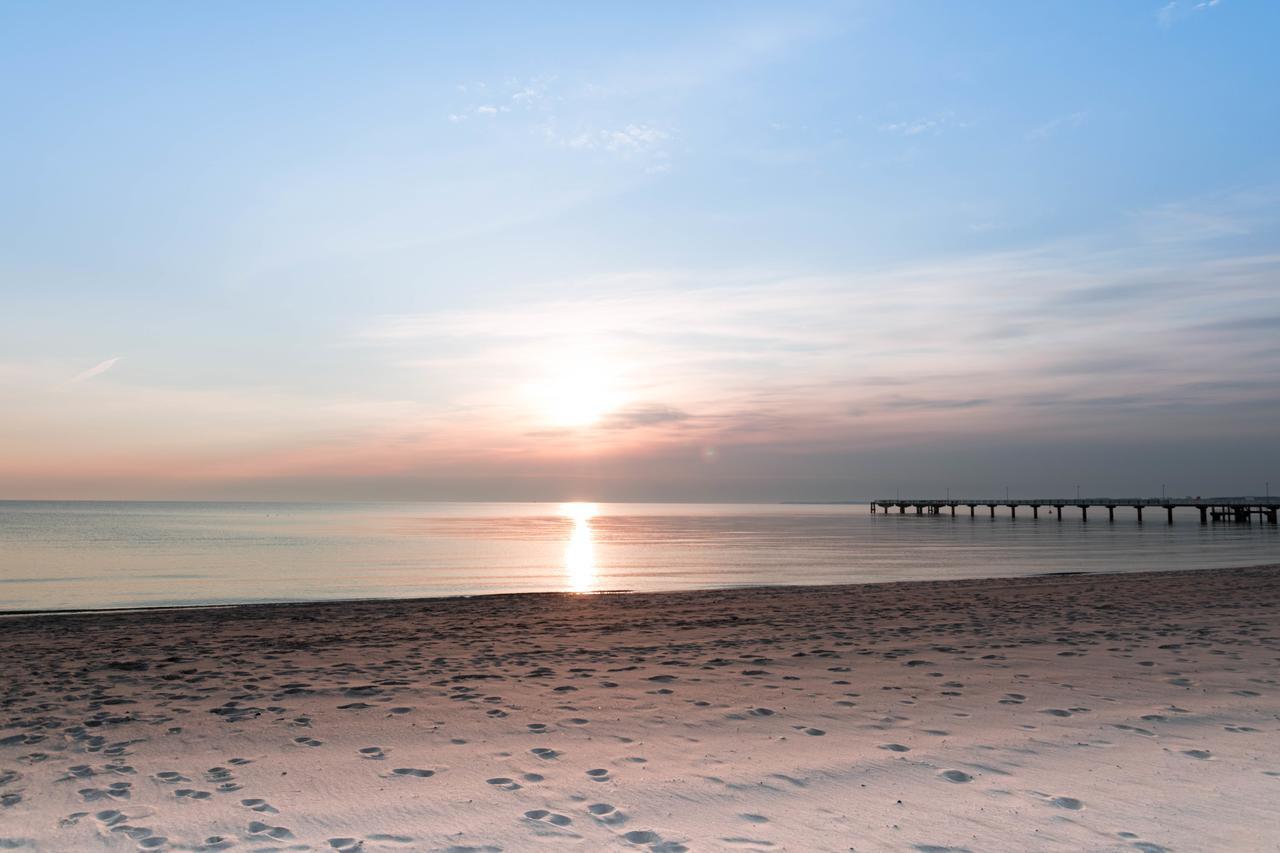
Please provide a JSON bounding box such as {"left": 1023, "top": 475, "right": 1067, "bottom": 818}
{"left": 536, "top": 362, "right": 623, "bottom": 427}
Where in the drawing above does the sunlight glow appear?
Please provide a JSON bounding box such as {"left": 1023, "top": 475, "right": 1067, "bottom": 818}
{"left": 534, "top": 361, "right": 623, "bottom": 427}
{"left": 561, "top": 501, "right": 599, "bottom": 592}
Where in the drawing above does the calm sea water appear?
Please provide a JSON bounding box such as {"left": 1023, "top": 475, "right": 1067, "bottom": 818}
{"left": 1, "top": 501, "right": 1278, "bottom": 612}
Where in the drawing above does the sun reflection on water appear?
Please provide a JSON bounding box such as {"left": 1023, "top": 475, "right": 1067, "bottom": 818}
{"left": 560, "top": 502, "right": 599, "bottom": 593}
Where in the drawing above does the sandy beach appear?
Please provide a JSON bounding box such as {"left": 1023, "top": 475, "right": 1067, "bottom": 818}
{"left": 2, "top": 565, "right": 1279, "bottom": 852}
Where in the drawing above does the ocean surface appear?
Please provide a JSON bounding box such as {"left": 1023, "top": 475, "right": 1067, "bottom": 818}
{"left": 1, "top": 500, "right": 1278, "bottom": 612}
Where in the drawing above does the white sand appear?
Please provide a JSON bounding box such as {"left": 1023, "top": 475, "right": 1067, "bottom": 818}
{"left": 2, "top": 565, "right": 1279, "bottom": 852}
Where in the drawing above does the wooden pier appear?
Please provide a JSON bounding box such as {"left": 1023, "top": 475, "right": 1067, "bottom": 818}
{"left": 870, "top": 497, "right": 1279, "bottom": 524}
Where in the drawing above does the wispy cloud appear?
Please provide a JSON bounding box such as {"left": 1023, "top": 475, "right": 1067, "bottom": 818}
{"left": 563, "top": 123, "right": 671, "bottom": 154}
{"left": 448, "top": 76, "right": 555, "bottom": 123}
{"left": 877, "top": 112, "right": 958, "bottom": 137}
{"left": 545, "top": 122, "right": 675, "bottom": 171}
{"left": 70, "top": 357, "right": 121, "bottom": 384}
{"left": 1157, "top": 0, "right": 1222, "bottom": 28}
{"left": 448, "top": 75, "right": 675, "bottom": 169}
{"left": 1027, "top": 111, "right": 1088, "bottom": 141}
{"left": 601, "top": 403, "right": 691, "bottom": 430}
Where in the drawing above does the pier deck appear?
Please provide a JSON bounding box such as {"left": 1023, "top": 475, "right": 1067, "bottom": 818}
{"left": 871, "top": 497, "right": 1279, "bottom": 524}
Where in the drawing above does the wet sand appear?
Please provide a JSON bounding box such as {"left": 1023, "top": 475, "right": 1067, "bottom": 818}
{"left": 2, "top": 565, "right": 1279, "bottom": 851}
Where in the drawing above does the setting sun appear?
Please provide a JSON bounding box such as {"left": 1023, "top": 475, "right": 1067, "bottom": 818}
{"left": 536, "top": 362, "right": 624, "bottom": 427}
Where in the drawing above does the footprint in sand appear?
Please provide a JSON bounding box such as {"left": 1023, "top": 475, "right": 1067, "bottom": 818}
{"left": 1052, "top": 796, "right": 1083, "bottom": 810}
{"left": 293, "top": 736, "right": 324, "bottom": 747}
{"left": 1182, "top": 749, "right": 1212, "bottom": 760}
{"left": 359, "top": 747, "right": 387, "bottom": 760}
{"left": 174, "top": 789, "right": 212, "bottom": 800}
{"left": 530, "top": 747, "right": 560, "bottom": 760}
{"left": 585, "top": 768, "right": 610, "bottom": 781}
{"left": 1042, "top": 709, "right": 1072, "bottom": 717}
{"left": 247, "top": 820, "right": 294, "bottom": 841}
{"left": 524, "top": 809, "right": 572, "bottom": 827}
{"left": 588, "top": 803, "right": 627, "bottom": 825}
{"left": 739, "top": 813, "right": 769, "bottom": 824}
{"left": 622, "top": 829, "right": 688, "bottom": 851}
{"left": 486, "top": 777, "right": 522, "bottom": 791}
{"left": 527, "top": 723, "right": 549, "bottom": 732}
{"left": 879, "top": 744, "right": 911, "bottom": 752}
{"left": 392, "top": 768, "right": 434, "bottom": 778}
{"left": 78, "top": 782, "right": 131, "bottom": 802}
{"left": 748, "top": 708, "right": 775, "bottom": 717}
{"left": 240, "top": 799, "right": 278, "bottom": 814}
{"left": 93, "top": 809, "right": 125, "bottom": 827}
{"left": 154, "top": 771, "right": 190, "bottom": 784}
{"left": 939, "top": 770, "right": 972, "bottom": 783}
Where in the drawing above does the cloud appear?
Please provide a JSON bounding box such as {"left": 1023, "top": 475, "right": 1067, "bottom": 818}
{"left": 447, "top": 76, "right": 554, "bottom": 123}
{"left": 1187, "top": 315, "right": 1280, "bottom": 334}
{"left": 601, "top": 403, "right": 691, "bottom": 430}
{"left": 881, "top": 396, "right": 992, "bottom": 411}
{"left": 567, "top": 123, "right": 671, "bottom": 154}
{"left": 447, "top": 75, "right": 674, "bottom": 167}
{"left": 877, "top": 113, "right": 957, "bottom": 137}
{"left": 1027, "top": 111, "right": 1087, "bottom": 141}
{"left": 70, "top": 357, "right": 121, "bottom": 384}
{"left": 1157, "top": 0, "right": 1222, "bottom": 28}
{"left": 1133, "top": 196, "right": 1255, "bottom": 244}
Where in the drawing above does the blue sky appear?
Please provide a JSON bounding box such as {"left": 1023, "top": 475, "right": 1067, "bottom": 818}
{"left": 2, "top": 1, "right": 1278, "bottom": 500}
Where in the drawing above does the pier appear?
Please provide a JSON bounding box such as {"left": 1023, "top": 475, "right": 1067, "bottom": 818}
{"left": 870, "top": 497, "right": 1279, "bottom": 524}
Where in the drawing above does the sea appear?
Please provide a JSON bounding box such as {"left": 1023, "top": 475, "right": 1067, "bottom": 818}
{"left": 1, "top": 500, "right": 1277, "bottom": 612}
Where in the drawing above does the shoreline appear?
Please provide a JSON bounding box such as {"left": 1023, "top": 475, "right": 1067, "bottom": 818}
{"left": 4, "top": 560, "right": 1277, "bottom": 623}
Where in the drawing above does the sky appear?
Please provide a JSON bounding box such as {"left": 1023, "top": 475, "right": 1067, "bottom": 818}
{"left": 2, "top": 0, "right": 1279, "bottom": 502}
